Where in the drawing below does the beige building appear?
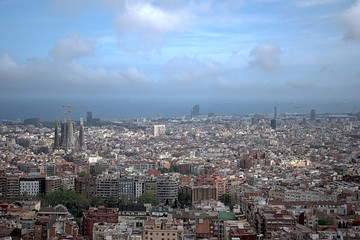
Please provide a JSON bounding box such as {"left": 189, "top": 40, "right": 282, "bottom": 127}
{"left": 143, "top": 217, "right": 183, "bottom": 240}
{"left": 45, "top": 176, "right": 61, "bottom": 194}
{"left": 192, "top": 185, "right": 217, "bottom": 203}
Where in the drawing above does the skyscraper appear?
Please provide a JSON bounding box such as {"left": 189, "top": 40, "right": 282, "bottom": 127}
{"left": 87, "top": 111, "right": 93, "bottom": 125}
{"left": 86, "top": 111, "right": 100, "bottom": 126}
{"left": 191, "top": 104, "right": 200, "bottom": 117}
{"left": 78, "top": 118, "right": 86, "bottom": 151}
{"left": 271, "top": 106, "right": 277, "bottom": 130}
{"left": 270, "top": 119, "right": 277, "bottom": 130}
{"left": 310, "top": 109, "right": 316, "bottom": 121}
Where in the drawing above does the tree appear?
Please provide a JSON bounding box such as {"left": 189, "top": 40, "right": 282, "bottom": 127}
{"left": 222, "top": 194, "right": 231, "bottom": 205}
{"left": 104, "top": 195, "right": 119, "bottom": 208}
{"left": 89, "top": 168, "right": 101, "bottom": 176}
{"left": 318, "top": 219, "right": 328, "bottom": 225}
{"left": 90, "top": 196, "right": 104, "bottom": 207}
{"left": 120, "top": 194, "right": 133, "bottom": 205}
{"left": 169, "top": 164, "right": 178, "bottom": 172}
{"left": 221, "top": 194, "right": 233, "bottom": 210}
{"left": 137, "top": 193, "right": 158, "bottom": 206}
{"left": 184, "top": 194, "right": 191, "bottom": 206}
{"left": 178, "top": 192, "right": 185, "bottom": 206}
{"left": 172, "top": 199, "right": 178, "bottom": 208}
{"left": 40, "top": 189, "right": 90, "bottom": 228}
{"left": 77, "top": 171, "right": 86, "bottom": 177}
{"left": 159, "top": 168, "right": 169, "bottom": 174}
{"left": 178, "top": 192, "right": 192, "bottom": 207}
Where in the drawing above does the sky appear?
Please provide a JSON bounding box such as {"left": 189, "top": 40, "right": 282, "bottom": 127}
{"left": 0, "top": 0, "right": 360, "bottom": 119}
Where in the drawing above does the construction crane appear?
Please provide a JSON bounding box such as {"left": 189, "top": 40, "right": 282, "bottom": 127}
{"left": 61, "top": 104, "right": 86, "bottom": 121}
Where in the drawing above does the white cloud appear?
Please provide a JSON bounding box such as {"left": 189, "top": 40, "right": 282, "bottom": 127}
{"left": 342, "top": 0, "right": 360, "bottom": 40}
{"left": 296, "top": 0, "right": 346, "bottom": 8}
{"left": 252, "top": 0, "right": 282, "bottom": 2}
{"left": 287, "top": 79, "right": 316, "bottom": 89}
{"left": 249, "top": 42, "right": 281, "bottom": 71}
{"left": 113, "top": 2, "right": 189, "bottom": 42}
{"left": 0, "top": 53, "right": 150, "bottom": 97}
{"left": 50, "top": 33, "right": 96, "bottom": 62}
{"left": 162, "top": 57, "right": 224, "bottom": 85}
{"left": 122, "top": 67, "right": 150, "bottom": 84}
{"left": 0, "top": 53, "right": 17, "bottom": 71}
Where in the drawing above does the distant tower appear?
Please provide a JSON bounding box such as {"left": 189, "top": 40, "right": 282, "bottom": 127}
{"left": 60, "top": 121, "right": 67, "bottom": 149}
{"left": 274, "top": 106, "right": 277, "bottom": 119}
{"left": 271, "top": 119, "right": 277, "bottom": 130}
{"left": 191, "top": 104, "right": 200, "bottom": 117}
{"left": 87, "top": 112, "right": 93, "bottom": 126}
{"left": 271, "top": 106, "right": 277, "bottom": 130}
{"left": 54, "top": 119, "right": 61, "bottom": 149}
{"left": 79, "top": 118, "right": 86, "bottom": 151}
{"left": 310, "top": 109, "right": 316, "bottom": 121}
{"left": 60, "top": 121, "right": 76, "bottom": 152}
{"left": 54, "top": 105, "right": 86, "bottom": 153}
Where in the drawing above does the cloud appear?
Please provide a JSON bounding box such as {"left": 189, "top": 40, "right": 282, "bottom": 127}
{"left": 0, "top": 53, "right": 150, "bottom": 97}
{"left": 249, "top": 42, "right": 281, "bottom": 71}
{"left": 50, "top": 33, "right": 96, "bottom": 62}
{"left": 162, "top": 57, "right": 224, "bottom": 85}
{"left": 287, "top": 79, "right": 316, "bottom": 89}
{"left": 0, "top": 53, "right": 17, "bottom": 71}
{"left": 296, "top": 0, "right": 346, "bottom": 8}
{"left": 122, "top": 67, "right": 150, "bottom": 84}
{"left": 113, "top": 1, "right": 189, "bottom": 42}
{"left": 319, "top": 65, "right": 335, "bottom": 73}
{"left": 252, "top": 0, "right": 283, "bottom": 2}
{"left": 342, "top": 0, "right": 360, "bottom": 40}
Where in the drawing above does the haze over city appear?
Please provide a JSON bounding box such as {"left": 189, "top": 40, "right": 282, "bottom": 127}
{"left": 1, "top": 0, "right": 360, "bottom": 119}
{"left": 3, "top": 2, "right": 360, "bottom": 239}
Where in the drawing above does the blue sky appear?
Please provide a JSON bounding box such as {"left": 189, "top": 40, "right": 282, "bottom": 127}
{"left": 0, "top": 0, "right": 360, "bottom": 112}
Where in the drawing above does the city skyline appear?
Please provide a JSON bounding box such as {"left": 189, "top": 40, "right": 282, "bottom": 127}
{"left": 0, "top": 0, "right": 360, "bottom": 118}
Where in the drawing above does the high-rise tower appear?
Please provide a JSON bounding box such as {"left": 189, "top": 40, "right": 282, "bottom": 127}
{"left": 79, "top": 118, "right": 86, "bottom": 151}
{"left": 87, "top": 112, "right": 93, "bottom": 126}
{"left": 310, "top": 109, "right": 316, "bottom": 121}
{"left": 86, "top": 111, "right": 100, "bottom": 126}
{"left": 274, "top": 106, "right": 277, "bottom": 119}
{"left": 191, "top": 104, "right": 200, "bottom": 117}
{"left": 54, "top": 119, "right": 61, "bottom": 149}
{"left": 271, "top": 105, "right": 277, "bottom": 130}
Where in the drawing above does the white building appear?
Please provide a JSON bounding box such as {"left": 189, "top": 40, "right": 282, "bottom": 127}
{"left": 153, "top": 125, "right": 166, "bottom": 137}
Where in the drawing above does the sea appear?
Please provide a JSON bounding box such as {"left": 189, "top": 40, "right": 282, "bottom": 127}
{"left": 0, "top": 97, "right": 357, "bottom": 122}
